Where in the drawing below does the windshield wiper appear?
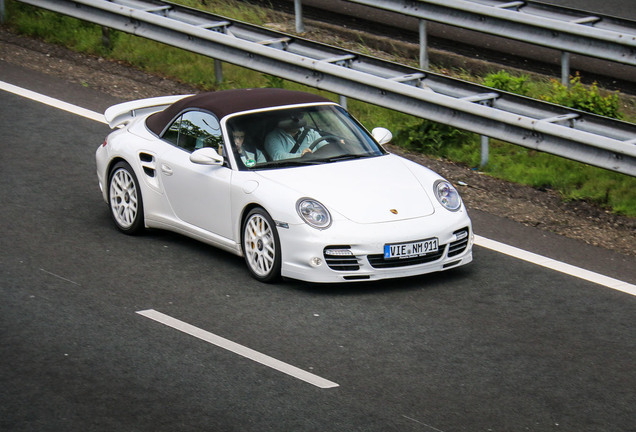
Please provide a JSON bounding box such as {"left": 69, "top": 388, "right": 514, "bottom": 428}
{"left": 257, "top": 159, "right": 323, "bottom": 169}
{"left": 319, "top": 153, "right": 373, "bottom": 163}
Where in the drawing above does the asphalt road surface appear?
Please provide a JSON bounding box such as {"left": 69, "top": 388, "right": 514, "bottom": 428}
{"left": 1, "top": 63, "right": 635, "bottom": 431}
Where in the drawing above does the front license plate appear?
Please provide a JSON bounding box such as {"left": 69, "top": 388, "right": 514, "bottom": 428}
{"left": 384, "top": 238, "right": 439, "bottom": 259}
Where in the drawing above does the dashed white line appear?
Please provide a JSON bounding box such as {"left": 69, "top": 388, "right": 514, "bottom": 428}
{"left": 136, "top": 309, "right": 340, "bottom": 389}
{"left": 2, "top": 80, "right": 634, "bottom": 297}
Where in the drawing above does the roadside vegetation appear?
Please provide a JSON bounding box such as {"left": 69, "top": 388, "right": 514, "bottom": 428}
{"left": 5, "top": 0, "right": 636, "bottom": 216}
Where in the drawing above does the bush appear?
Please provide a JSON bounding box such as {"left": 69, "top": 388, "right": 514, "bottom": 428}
{"left": 483, "top": 70, "right": 529, "bottom": 95}
{"left": 395, "top": 120, "right": 472, "bottom": 157}
{"left": 543, "top": 73, "right": 622, "bottom": 119}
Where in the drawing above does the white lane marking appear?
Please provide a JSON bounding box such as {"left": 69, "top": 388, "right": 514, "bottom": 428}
{"left": 475, "top": 235, "right": 636, "bottom": 296}
{"left": 0, "top": 80, "right": 106, "bottom": 124}
{"left": 2, "top": 81, "right": 634, "bottom": 296}
{"left": 402, "top": 415, "right": 446, "bottom": 431}
{"left": 136, "top": 309, "right": 340, "bottom": 389}
{"left": 39, "top": 268, "right": 81, "bottom": 286}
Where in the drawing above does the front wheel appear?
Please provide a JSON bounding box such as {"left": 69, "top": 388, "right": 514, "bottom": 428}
{"left": 242, "top": 208, "right": 281, "bottom": 283}
{"left": 108, "top": 161, "right": 144, "bottom": 234}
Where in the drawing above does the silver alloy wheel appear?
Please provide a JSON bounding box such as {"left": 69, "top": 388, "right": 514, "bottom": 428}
{"left": 109, "top": 167, "right": 139, "bottom": 229}
{"left": 244, "top": 212, "right": 276, "bottom": 277}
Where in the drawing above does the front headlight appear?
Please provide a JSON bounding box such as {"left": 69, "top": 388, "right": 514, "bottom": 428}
{"left": 296, "top": 198, "right": 332, "bottom": 229}
{"left": 433, "top": 180, "right": 462, "bottom": 212}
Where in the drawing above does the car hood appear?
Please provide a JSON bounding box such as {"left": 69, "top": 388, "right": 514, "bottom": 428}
{"left": 255, "top": 154, "right": 437, "bottom": 224}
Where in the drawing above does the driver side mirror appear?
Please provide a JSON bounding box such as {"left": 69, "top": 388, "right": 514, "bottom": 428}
{"left": 372, "top": 127, "right": 393, "bottom": 145}
{"left": 190, "top": 147, "right": 224, "bottom": 166}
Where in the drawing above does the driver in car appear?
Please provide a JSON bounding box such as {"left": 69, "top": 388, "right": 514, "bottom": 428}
{"left": 264, "top": 113, "right": 323, "bottom": 161}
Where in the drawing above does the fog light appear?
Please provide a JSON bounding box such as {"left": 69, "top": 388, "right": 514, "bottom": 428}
{"left": 310, "top": 257, "right": 323, "bottom": 267}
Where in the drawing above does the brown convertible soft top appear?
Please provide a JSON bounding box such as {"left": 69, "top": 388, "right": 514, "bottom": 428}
{"left": 145, "top": 88, "right": 332, "bottom": 136}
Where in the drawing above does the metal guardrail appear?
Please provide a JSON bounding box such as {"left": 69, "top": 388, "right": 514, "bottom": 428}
{"left": 290, "top": 0, "right": 636, "bottom": 83}
{"left": 14, "top": 0, "right": 636, "bottom": 176}
{"left": 341, "top": 0, "right": 636, "bottom": 65}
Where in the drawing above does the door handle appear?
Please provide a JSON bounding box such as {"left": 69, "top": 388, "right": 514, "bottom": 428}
{"left": 161, "top": 164, "right": 173, "bottom": 176}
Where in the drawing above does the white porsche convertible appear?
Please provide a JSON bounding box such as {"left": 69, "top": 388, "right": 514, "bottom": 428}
{"left": 96, "top": 88, "right": 473, "bottom": 283}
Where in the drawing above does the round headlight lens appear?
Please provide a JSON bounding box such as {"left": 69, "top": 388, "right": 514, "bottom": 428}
{"left": 434, "top": 180, "right": 462, "bottom": 212}
{"left": 296, "top": 198, "right": 332, "bottom": 229}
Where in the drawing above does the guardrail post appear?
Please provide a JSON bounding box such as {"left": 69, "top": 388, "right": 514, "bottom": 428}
{"left": 461, "top": 93, "right": 497, "bottom": 169}
{"left": 339, "top": 95, "right": 348, "bottom": 109}
{"left": 561, "top": 51, "right": 570, "bottom": 87}
{"left": 102, "top": 27, "right": 111, "bottom": 50}
{"left": 294, "top": 0, "right": 304, "bottom": 33}
{"left": 480, "top": 135, "right": 489, "bottom": 168}
{"left": 419, "top": 19, "right": 429, "bottom": 69}
{"left": 214, "top": 59, "right": 223, "bottom": 84}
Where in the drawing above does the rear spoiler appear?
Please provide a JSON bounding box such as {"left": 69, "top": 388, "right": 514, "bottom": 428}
{"left": 104, "top": 94, "right": 192, "bottom": 128}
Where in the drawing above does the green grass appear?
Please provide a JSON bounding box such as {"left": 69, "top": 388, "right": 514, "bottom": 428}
{"left": 5, "top": 0, "right": 636, "bottom": 216}
{"left": 455, "top": 141, "right": 636, "bottom": 215}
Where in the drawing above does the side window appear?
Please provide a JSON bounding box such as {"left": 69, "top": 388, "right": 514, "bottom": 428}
{"left": 163, "top": 111, "right": 224, "bottom": 154}
{"left": 163, "top": 115, "right": 181, "bottom": 146}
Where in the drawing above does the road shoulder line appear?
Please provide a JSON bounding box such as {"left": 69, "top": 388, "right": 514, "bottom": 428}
{"left": 475, "top": 235, "right": 635, "bottom": 296}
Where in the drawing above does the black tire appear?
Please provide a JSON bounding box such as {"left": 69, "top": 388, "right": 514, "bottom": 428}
{"left": 108, "top": 161, "right": 145, "bottom": 234}
{"left": 242, "top": 207, "right": 281, "bottom": 283}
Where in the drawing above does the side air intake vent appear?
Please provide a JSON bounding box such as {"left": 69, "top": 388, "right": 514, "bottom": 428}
{"left": 448, "top": 227, "right": 470, "bottom": 257}
{"left": 323, "top": 246, "right": 360, "bottom": 271}
{"left": 139, "top": 152, "right": 156, "bottom": 178}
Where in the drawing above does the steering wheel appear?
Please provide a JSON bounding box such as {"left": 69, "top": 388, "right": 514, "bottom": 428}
{"left": 307, "top": 135, "right": 343, "bottom": 151}
{"left": 307, "top": 135, "right": 343, "bottom": 153}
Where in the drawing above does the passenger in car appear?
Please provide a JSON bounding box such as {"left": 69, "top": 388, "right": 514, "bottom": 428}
{"left": 231, "top": 123, "right": 266, "bottom": 168}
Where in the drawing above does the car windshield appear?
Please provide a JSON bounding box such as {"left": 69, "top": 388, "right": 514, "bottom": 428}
{"left": 225, "top": 104, "right": 386, "bottom": 170}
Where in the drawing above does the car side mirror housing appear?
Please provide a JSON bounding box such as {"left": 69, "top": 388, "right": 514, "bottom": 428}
{"left": 190, "top": 147, "right": 224, "bottom": 165}
{"left": 372, "top": 127, "right": 392, "bottom": 145}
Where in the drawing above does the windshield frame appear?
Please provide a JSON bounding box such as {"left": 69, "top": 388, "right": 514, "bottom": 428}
{"left": 222, "top": 102, "right": 387, "bottom": 171}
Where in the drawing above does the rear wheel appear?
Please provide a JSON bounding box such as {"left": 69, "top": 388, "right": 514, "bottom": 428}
{"left": 242, "top": 208, "right": 281, "bottom": 283}
{"left": 108, "top": 161, "right": 144, "bottom": 234}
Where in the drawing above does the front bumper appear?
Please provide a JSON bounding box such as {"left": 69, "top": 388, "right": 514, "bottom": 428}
{"left": 277, "top": 210, "right": 473, "bottom": 283}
